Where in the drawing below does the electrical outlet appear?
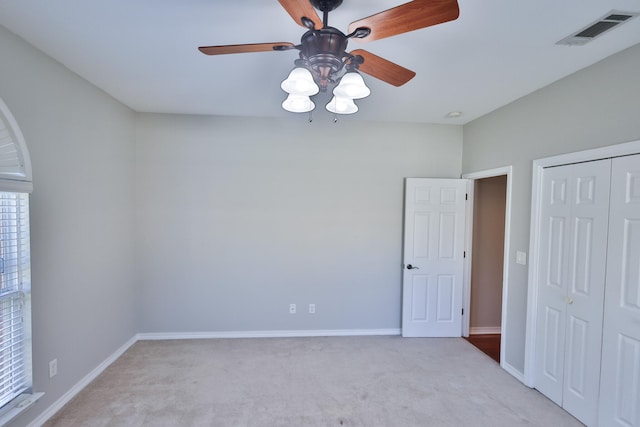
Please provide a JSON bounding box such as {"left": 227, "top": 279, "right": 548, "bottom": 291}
{"left": 308, "top": 303, "right": 316, "bottom": 314}
{"left": 289, "top": 303, "right": 296, "bottom": 314}
{"left": 49, "top": 359, "right": 57, "bottom": 378}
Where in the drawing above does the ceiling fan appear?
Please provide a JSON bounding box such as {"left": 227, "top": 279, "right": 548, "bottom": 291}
{"left": 199, "top": 0, "right": 460, "bottom": 114}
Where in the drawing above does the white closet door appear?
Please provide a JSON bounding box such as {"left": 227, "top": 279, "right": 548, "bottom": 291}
{"left": 561, "top": 160, "right": 610, "bottom": 426}
{"left": 599, "top": 154, "right": 640, "bottom": 427}
{"left": 535, "top": 159, "right": 611, "bottom": 426}
{"left": 535, "top": 165, "right": 573, "bottom": 404}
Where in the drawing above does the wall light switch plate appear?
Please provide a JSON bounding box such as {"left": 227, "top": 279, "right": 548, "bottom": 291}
{"left": 49, "top": 359, "right": 57, "bottom": 378}
{"left": 516, "top": 251, "right": 527, "bottom": 265}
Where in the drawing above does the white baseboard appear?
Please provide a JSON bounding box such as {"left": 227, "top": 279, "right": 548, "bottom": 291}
{"left": 502, "top": 360, "right": 526, "bottom": 384}
{"left": 137, "top": 328, "right": 402, "bottom": 340}
{"left": 27, "top": 335, "right": 138, "bottom": 427}
{"left": 469, "top": 326, "right": 501, "bottom": 335}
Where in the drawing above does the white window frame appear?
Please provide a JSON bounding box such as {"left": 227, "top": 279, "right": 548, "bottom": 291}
{"left": 0, "top": 97, "right": 41, "bottom": 425}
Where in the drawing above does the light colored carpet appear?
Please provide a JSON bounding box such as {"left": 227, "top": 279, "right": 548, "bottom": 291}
{"left": 44, "top": 336, "right": 583, "bottom": 426}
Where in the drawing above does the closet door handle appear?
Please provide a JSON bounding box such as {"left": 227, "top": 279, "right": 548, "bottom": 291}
{"left": 567, "top": 297, "right": 574, "bottom": 305}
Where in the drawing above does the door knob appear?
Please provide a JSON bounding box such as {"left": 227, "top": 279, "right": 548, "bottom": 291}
{"left": 567, "top": 297, "right": 574, "bottom": 304}
{"left": 406, "top": 264, "right": 419, "bottom": 270}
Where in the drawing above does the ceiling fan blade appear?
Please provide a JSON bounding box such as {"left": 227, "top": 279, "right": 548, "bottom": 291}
{"left": 277, "top": 0, "right": 323, "bottom": 29}
{"left": 348, "top": 0, "right": 459, "bottom": 43}
{"left": 350, "top": 49, "right": 416, "bottom": 87}
{"left": 198, "top": 42, "right": 295, "bottom": 55}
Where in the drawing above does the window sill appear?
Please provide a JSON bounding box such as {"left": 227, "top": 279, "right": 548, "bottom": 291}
{"left": 0, "top": 393, "right": 44, "bottom": 426}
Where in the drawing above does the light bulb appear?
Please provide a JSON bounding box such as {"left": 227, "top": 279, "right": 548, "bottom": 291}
{"left": 281, "top": 68, "right": 319, "bottom": 96}
{"left": 333, "top": 72, "right": 370, "bottom": 99}
{"left": 282, "top": 94, "right": 315, "bottom": 113}
{"left": 326, "top": 96, "right": 358, "bottom": 114}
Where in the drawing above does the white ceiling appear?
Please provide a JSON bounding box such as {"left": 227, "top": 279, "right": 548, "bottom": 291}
{"left": 1, "top": 0, "right": 639, "bottom": 124}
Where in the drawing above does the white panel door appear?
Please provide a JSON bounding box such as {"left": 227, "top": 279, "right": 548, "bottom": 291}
{"left": 402, "top": 178, "right": 467, "bottom": 337}
{"left": 599, "top": 154, "right": 640, "bottom": 427}
{"left": 561, "top": 161, "right": 611, "bottom": 426}
{"left": 535, "top": 159, "right": 611, "bottom": 426}
{"left": 535, "top": 165, "right": 572, "bottom": 404}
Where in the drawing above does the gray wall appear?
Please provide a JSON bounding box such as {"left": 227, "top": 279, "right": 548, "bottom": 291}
{"left": 463, "top": 43, "right": 640, "bottom": 374}
{"left": 0, "top": 25, "right": 137, "bottom": 426}
{"left": 135, "top": 114, "right": 463, "bottom": 333}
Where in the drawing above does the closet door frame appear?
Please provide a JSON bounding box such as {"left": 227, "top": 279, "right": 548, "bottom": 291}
{"left": 524, "top": 138, "right": 640, "bottom": 388}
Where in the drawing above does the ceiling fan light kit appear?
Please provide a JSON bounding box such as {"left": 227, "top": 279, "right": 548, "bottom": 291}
{"left": 199, "top": 0, "right": 460, "bottom": 118}
{"left": 281, "top": 68, "right": 369, "bottom": 114}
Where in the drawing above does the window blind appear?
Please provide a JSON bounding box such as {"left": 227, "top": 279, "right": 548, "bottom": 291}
{"left": 0, "top": 192, "right": 30, "bottom": 409}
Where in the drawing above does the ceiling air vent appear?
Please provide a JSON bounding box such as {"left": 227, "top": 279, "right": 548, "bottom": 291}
{"left": 557, "top": 10, "right": 639, "bottom": 46}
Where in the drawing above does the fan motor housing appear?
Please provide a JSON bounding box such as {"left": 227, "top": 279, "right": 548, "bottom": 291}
{"left": 300, "top": 27, "right": 348, "bottom": 91}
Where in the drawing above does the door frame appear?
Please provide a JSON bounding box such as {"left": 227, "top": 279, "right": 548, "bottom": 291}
{"left": 524, "top": 138, "right": 640, "bottom": 387}
{"left": 461, "top": 166, "right": 512, "bottom": 371}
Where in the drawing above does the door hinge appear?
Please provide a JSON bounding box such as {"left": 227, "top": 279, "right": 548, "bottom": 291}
{"left": 465, "top": 193, "right": 468, "bottom": 201}
{"left": 462, "top": 308, "right": 464, "bottom": 315}
{"left": 464, "top": 251, "right": 466, "bottom": 258}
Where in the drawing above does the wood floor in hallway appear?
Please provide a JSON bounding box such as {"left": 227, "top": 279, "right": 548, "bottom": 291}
{"left": 465, "top": 334, "right": 501, "bottom": 363}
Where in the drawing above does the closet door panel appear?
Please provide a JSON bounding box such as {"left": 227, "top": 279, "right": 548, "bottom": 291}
{"left": 562, "top": 160, "right": 611, "bottom": 426}
{"left": 535, "top": 166, "right": 572, "bottom": 404}
{"left": 535, "top": 159, "right": 610, "bottom": 426}
{"left": 599, "top": 154, "right": 640, "bottom": 427}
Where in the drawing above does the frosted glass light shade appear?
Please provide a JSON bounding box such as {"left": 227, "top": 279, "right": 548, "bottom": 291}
{"left": 333, "top": 72, "right": 370, "bottom": 99}
{"left": 281, "top": 68, "right": 319, "bottom": 96}
{"left": 326, "top": 96, "right": 358, "bottom": 114}
{"left": 282, "top": 94, "right": 315, "bottom": 113}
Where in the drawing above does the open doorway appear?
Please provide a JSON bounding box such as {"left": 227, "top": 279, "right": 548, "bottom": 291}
{"left": 461, "top": 167, "right": 511, "bottom": 369}
{"left": 465, "top": 175, "right": 507, "bottom": 362}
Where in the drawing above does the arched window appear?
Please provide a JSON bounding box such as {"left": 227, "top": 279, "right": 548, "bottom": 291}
{"left": 0, "top": 96, "right": 37, "bottom": 423}
{"left": 0, "top": 98, "right": 32, "bottom": 191}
